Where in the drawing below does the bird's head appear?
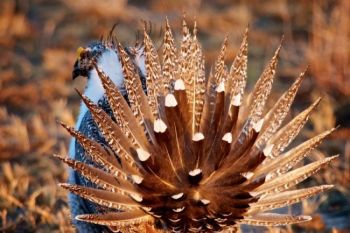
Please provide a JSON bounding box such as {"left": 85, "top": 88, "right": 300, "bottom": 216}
{"left": 72, "top": 41, "right": 145, "bottom": 82}
{"left": 72, "top": 42, "right": 108, "bottom": 79}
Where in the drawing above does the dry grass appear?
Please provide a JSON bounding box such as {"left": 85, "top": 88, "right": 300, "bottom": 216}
{"left": 0, "top": 0, "right": 349, "bottom": 232}
{"left": 308, "top": 0, "right": 350, "bottom": 97}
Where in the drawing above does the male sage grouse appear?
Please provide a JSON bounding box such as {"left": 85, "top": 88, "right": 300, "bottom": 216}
{"left": 56, "top": 19, "right": 337, "bottom": 233}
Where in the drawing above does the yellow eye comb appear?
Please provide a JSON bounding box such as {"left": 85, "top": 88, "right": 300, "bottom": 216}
{"left": 76, "top": 47, "right": 85, "bottom": 59}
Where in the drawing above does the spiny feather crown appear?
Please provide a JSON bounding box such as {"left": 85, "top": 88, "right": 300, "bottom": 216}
{"left": 57, "top": 18, "right": 336, "bottom": 232}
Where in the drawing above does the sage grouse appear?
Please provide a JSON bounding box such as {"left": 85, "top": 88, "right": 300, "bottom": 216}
{"left": 57, "top": 19, "right": 337, "bottom": 233}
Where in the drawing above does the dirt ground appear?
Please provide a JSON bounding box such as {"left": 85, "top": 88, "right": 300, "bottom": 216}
{"left": 0, "top": 0, "right": 349, "bottom": 232}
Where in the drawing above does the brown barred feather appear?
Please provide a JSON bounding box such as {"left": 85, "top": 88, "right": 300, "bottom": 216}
{"left": 54, "top": 154, "right": 136, "bottom": 194}
{"left": 247, "top": 42, "right": 282, "bottom": 125}
{"left": 253, "top": 128, "right": 336, "bottom": 180}
{"left": 144, "top": 29, "right": 165, "bottom": 123}
{"left": 117, "top": 44, "right": 157, "bottom": 144}
{"left": 76, "top": 91, "right": 143, "bottom": 168}
{"left": 214, "top": 36, "right": 228, "bottom": 85}
{"left": 248, "top": 184, "right": 333, "bottom": 214}
{"left": 94, "top": 64, "right": 148, "bottom": 148}
{"left": 189, "top": 23, "right": 206, "bottom": 136}
{"left": 76, "top": 210, "right": 152, "bottom": 227}
{"left": 227, "top": 28, "right": 248, "bottom": 100}
{"left": 162, "top": 18, "right": 178, "bottom": 93}
{"left": 179, "top": 19, "right": 193, "bottom": 106}
{"left": 239, "top": 213, "right": 312, "bottom": 226}
{"left": 60, "top": 121, "right": 140, "bottom": 177}
{"left": 254, "top": 155, "right": 338, "bottom": 195}
{"left": 256, "top": 69, "right": 306, "bottom": 149}
{"left": 266, "top": 98, "right": 322, "bottom": 159}
{"left": 59, "top": 183, "right": 140, "bottom": 211}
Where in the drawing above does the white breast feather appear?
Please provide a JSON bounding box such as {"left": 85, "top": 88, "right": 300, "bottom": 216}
{"left": 69, "top": 48, "right": 124, "bottom": 158}
{"left": 134, "top": 46, "right": 146, "bottom": 76}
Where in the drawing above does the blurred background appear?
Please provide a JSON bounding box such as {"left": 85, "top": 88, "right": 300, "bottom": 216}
{"left": 0, "top": 0, "right": 349, "bottom": 232}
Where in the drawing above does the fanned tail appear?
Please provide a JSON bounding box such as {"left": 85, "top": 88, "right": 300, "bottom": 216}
{"left": 59, "top": 19, "right": 336, "bottom": 232}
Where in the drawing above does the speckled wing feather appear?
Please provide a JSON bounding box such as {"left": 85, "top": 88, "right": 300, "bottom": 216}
{"left": 221, "top": 28, "right": 248, "bottom": 135}
{"left": 55, "top": 154, "right": 136, "bottom": 194}
{"left": 214, "top": 36, "right": 228, "bottom": 85}
{"left": 189, "top": 23, "right": 206, "bottom": 137}
{"left": 77, "top": 91, "right": 142, "bottom": 169}
{"left": 60, "top": 183, "right": 140, "bottom": 211}
{"left": 178, "top": 19, "right": 193, "bottom": 106}
{"left": 253, "top": 128, "right": 335, "bottom": 180}
{"left": 94, "top": 64, "right": 148, "bottom": 148}
{"left": 162, "top": 18, "right": 178, "bottom": 93}
{"left": 240, "top": 213, "right": 311, "bottom": 226}
{"left": 248, "top": 184, "right": 333, "bottom": 215}
{"left": 76, "top": 210, "right": 152, "bottom": 227}
{"left": 60, "top": 121, "right": 139, "bottom": 177}
{"left": 227, "top": 28, "right": 248, "bottom": 100}
{"left": 254, "top": 155, "right": 338, "bottom": 195}
{"left": 144, "top": 29, "right": 167, "bottom": 133}
{"left": 247, "top": 43, "right": 282, "bottom": 125}
{"left": 256, "top": 70, "right": 305, "bottom": 149}
{"left": 118, "top": 43, "right": 156, "bottom": 144}
{"left": 266, "top": 98, "right": 321, "bottom": 159}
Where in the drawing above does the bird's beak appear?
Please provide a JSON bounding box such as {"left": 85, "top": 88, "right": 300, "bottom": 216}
{"left": 72, "top": 60, "right": 81, "bottom": 79}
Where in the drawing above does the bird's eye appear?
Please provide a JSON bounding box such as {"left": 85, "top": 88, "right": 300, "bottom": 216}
{"left": 76, "top": 47, "right": 85, "bottom": 60}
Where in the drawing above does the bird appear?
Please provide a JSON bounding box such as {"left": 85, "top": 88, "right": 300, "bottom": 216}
{"left": 56, "top": 18, "right": 337, "bottom": 233}
{"left": 67, "top": 38, "right": 147, "bottom": 232}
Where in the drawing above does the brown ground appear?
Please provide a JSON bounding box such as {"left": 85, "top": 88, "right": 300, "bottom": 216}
{"left": 0, "top": 0, "right": 349, "bottom": 232}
